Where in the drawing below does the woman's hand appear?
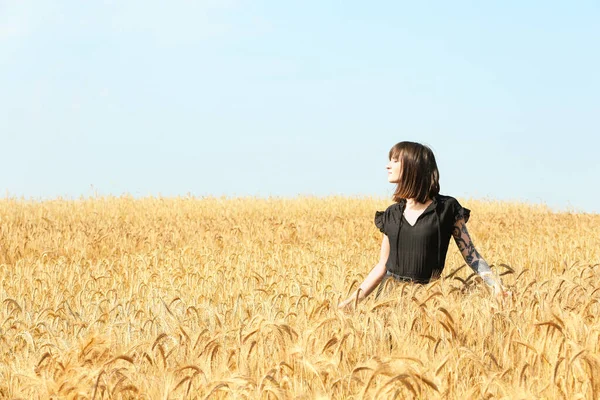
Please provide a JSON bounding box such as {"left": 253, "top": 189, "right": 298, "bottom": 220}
{"left": 494, "top": 285, "right": 513, "bottom": 299}
{"left": 338, "top": 288, "right": 364, "bottom": 311}
{"left": 338, "top": 296, "right": 355, "bottom": 311}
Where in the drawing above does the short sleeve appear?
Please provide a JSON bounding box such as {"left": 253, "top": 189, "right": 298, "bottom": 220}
{"left": 452, "top": 199, "right": 471, "bottom": 224}
{"left": 374, "top": 211, "right": 385, "bottom": 233}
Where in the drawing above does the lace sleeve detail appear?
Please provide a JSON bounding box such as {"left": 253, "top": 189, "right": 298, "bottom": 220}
{"left": 455, "top": 206, "right": 471, "bottom": 223}
{"left": 451, "top": 198, "right": 471, "bottom": 223}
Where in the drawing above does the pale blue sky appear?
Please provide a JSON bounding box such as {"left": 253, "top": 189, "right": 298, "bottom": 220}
{"left": 1, "top": 1, "right": 599, "bottom": 212}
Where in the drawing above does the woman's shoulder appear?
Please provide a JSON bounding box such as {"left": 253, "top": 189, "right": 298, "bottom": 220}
{"left": 375, "top": 200, "right": 404, "bottom": 233}
{"left": 435, "top": 194, "right": 471, "bottom": 223}
{"left": 435, "top": 194, "right": 461, "bottom": 208}
{"left": 381, "top": 199, "right": 406, "bottom": 214}
{"left": 435, "top": 194, "right": 457, "bottom": 202}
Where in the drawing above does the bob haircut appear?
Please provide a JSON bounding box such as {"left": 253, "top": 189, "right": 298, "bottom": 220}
{"left": 389, "top": 141, "right": 440, "bottom": 203}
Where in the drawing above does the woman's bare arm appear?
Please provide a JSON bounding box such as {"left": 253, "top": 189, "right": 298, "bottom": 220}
{"left": 339, "top": 234, "right": 390, "bottom": 308}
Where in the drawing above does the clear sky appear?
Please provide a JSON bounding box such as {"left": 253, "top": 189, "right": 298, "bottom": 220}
{"left": 1, "top": 1, "right": 599, "bottom": 212}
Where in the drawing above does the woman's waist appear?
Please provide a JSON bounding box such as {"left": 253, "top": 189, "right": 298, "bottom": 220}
{"left": 384, "top": 270, "right": 437, "bottom": 284}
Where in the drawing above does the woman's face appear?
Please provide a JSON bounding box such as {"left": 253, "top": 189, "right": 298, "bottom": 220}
{"left": 387, "top": 156, "right": 401, "bottom": 183}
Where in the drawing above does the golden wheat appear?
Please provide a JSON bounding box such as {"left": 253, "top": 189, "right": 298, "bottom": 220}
{"left": 0, "top": 196, "right": 599, "bottom": 399}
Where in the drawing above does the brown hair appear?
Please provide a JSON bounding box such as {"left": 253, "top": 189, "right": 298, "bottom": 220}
{"left": 389, "top": 141, "right": 440, "bottom": 203}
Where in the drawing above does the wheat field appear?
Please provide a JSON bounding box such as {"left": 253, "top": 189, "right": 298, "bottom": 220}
{"left": 0, "top": 196, "right": 599, "bottom": 399}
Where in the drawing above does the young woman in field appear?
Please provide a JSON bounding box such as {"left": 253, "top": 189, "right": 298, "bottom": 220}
{"left": 339, "top": 141, "right": 506, "bottom": 309}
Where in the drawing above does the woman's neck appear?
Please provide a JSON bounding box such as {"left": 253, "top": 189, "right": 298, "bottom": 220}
{"left": 406, "top": 197, "right": 432, "bottom": 209}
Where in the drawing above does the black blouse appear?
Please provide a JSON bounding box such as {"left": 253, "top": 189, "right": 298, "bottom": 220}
{"left": 374, "top": 195, "right": 470, "bottom": 283}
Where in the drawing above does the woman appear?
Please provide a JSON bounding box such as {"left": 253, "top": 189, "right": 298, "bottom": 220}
{"left": 339, "top": 141, "right": 505, "bottom": 309}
